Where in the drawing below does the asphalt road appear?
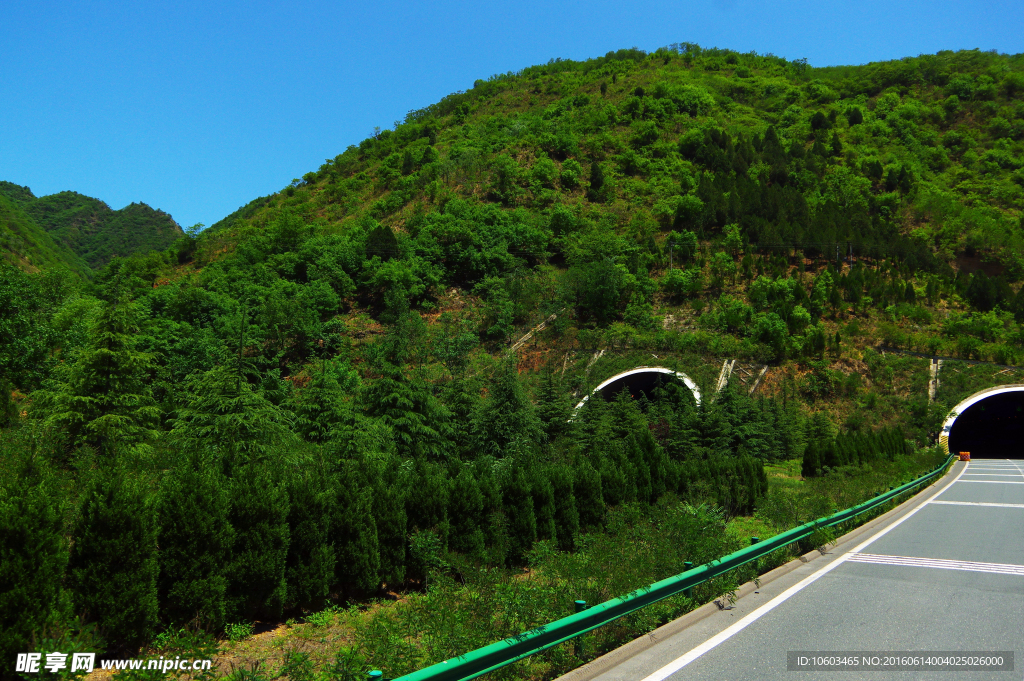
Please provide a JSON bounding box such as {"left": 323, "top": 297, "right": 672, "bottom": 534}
{"left": 581, "top": 459, "right": 1024, "bottom": 681}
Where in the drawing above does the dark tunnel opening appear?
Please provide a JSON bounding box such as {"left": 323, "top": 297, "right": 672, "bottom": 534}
{"left": 595, "top": 371, "right": 695, "bottom": 405}
{"left": 947, "top": 390, "right": 1024, "bottom": 459}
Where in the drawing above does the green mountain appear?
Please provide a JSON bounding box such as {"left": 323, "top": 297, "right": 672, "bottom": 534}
{"left": 0, "top": 181, "right": 183, "bottom": 270}
{"left": 0, "top": 192, "right": 89, "bottom": 275}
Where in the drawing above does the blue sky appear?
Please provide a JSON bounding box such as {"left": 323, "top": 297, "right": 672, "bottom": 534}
{"left": 2, "top": 0, "right": 1021, "bottom": 230}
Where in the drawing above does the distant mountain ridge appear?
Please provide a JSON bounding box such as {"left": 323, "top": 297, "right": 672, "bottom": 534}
{"left": 0, "top": 181, "right": 183, "bottom": 271}
{"left": 0, "top": 193, "right": 88, "bottom": 275}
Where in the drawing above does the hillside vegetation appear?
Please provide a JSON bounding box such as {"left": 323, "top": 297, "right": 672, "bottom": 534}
{"left": 1, "top": 44, "right": 1023, "bottom": 676}
{"left": 0, "top": 193, "right": 89, "bottom": 275}
{"left": 0, "top": 181, "right": 183, "bottom": 270}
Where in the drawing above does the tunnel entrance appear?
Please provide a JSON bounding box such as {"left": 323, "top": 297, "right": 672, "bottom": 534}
{"left": 571, "top": 367, "right": 701, "bottom": 417}
{"left": 944, "top": 386, "right": 1024, "bottom": 459}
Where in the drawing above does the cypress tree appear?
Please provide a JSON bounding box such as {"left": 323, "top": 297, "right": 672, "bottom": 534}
{"left": 158, "top": 450, "right": 233, "bottom": 631}
{"left": 475, "top": 460, "right": 509, "bottom": 564}
{"left": 529, "top": 466, "right": 557, "bottom": 542}
{"left": 0, "top": 453, "right": 70, "bottom": 663}
{"left": 405, "top": 458, "right": 450, "bottom": 534}
{"left": 69, "top": 467, "right": 159, "bottom": 651}
{"left": 372, "top": 470, "right": 407, "bottom": 586}
{"left": 226, "top": 463, "right": 290, "bottom": 621}
{"left": 587, "top": 161, "right": 606, "bottom": 202}
{"left": 599, "top": 453, "right": 629, "bottom": 506}
{"left": 548, "top": 464, "right": 579, "bottom": 551}
{"left": 802, "top": 442, "right": 820, "bottom": 477}
{"left": 285, "top": 460, "right": 336, "bottom": 610}
{"left": 574, "top": 459, "right": 605, "bottom": 529}
{"left": 830, "top": 131, "right": 843, "bottom": 157}
{"left": 333, "top": 461, "right": 380, "bottom": 594}
{"left": 449, "top": 467, "right": 486, "bottom": 557}
{"left": 625, "top": 434, "right": 653, "bottom": 504}
{"left": 0, "top": 378, "right": 15, "bottom": 428}
{"left": 502, "top": 467, "right": 536, "bottom": 564}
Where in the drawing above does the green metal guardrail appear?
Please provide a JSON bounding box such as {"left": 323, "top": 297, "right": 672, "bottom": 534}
{"left": 382, "top": 455, "right": 956, "bottom": 681}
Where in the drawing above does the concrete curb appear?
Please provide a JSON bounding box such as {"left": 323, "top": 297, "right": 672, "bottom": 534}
{"left": 553, "top": 461, "right": 961, "bottom": 681}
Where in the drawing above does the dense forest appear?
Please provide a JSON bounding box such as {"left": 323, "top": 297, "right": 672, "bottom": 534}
{"left": 0, "top": 181, "right": 183, "bottom": 272}
{"left": 1, "top": 43, "right": 1023, "bottom": 676}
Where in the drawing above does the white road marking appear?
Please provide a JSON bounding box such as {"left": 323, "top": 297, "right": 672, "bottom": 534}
{"left": 961, "top": 473, "right": 1024, "bottom": 477}
{"left": 929, "top": 500, "right": 1024, "bottom": 509}
{"left": 848, "top": 553, "right": 1024, "bottom": 576}
{"left": 636, "top": 463, "right": 969, "bottom": 681}
{"left": 963, "top": 466, "right": 1021, "bottom": 469}
{"left": 956, "top": 480, "right": 1024, "bottom": 485}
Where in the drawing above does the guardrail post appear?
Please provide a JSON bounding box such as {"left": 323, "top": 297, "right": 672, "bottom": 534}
{"left": 368, "top": 671, "right": 383, "bottom": 680}
{"left": 574, "top": 601, "right": 587, "bottom": 658}
{"left": 750, "top": 537, "right": 759, "bottom": 545}
{"left": 683, "top": 562, "right": 693, "bottom": 598}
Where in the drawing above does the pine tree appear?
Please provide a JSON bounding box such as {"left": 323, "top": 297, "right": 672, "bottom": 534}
{"left": 158, "top": 450, "right": 233, "bottom": 631}
{"left": 476, "top": 355, "right": 544, "bottom": 457}
{"left": 68, "top": 467, "right": 159, "bottom": 651}
{"left": 364, "top": 299, "right": 452, "bottom": 459}
{"left": 535, "top": 369, "right": 570, "bottom": 439}
{"left": 36, "top": 298, "right": 158, "bottom": 456}
{"left": 226, "top": 463, "right": 290, "bottom": 621}
{"left": 171, "top": 364, "right": 295, "bottom": 469}
{"left": 285, "top": 459, "right": 336, "bottom": 610}
{"left": 0, "top": 453, "right": 70, "bottom": 663}
{"left": 292, "top": 362, "right": 354, "bottom": 444}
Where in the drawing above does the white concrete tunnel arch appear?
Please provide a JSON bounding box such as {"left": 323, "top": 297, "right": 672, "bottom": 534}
{"left": 570, "top": 366, "right": 702, "bottom": 418}
{"left": 938, "top": 384, "right": 1024, "bottom": 455}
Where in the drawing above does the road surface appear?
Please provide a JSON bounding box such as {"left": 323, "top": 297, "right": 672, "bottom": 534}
{"left": 566, "top": 459, "right": 1024, "bottom": 681}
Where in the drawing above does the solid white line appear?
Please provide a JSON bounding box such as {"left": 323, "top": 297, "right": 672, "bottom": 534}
{"left": 848, "top": 553, "right": 1024, "bottom": 576}
{"left": 961, "top": 473, "right": 1024, "bottom": 477}
{"left": 929, "top": 500, "right": 1024, "bottom": 509}
{"left": 636, "top": 464, "right": 968, "bottom": 681}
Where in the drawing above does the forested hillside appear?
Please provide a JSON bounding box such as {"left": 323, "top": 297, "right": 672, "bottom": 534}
{"left": 0, "top": 193, "right": 89, "bottom": 275}
{"left": 1, "top": 44, "right": 1023, "bottom": 674}
{"left": 0, "top": 181, "right": 183, "bottom": 270}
